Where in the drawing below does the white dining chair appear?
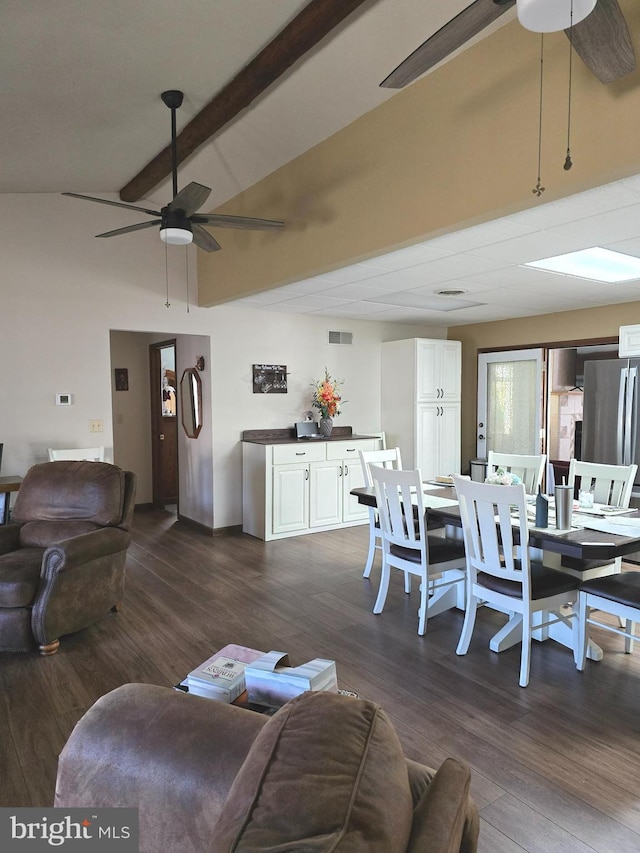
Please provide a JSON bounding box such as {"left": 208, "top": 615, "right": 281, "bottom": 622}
{"left": 577, "top": 571, "right": 640, "bottom": 668}
{"left": 359, "top": 447, "right": 403, "bottom": 580}
{"left": 370, "top": 465, "right": 466, "bottom": 636}
{"left": 48, "top": 447, "right": 105, "bottom": 462}
{"left": 550, "top": 460, "right": 639, "bottom": 582}
{"left": 486, "top": 451, "right": 547, "bottom": 494}
{"left": 453, "top": 475, "right": 580, "bottom": 687}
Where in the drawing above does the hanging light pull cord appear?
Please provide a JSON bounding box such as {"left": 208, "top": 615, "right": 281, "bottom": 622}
{"left": 165, "top": 242, "right": 170, "bottom": 308}
{"left": 564, "top": 1, "right": 574, "bottom": 171}
{"left": 533, "top": 33, "right": 545, "bottom": 197}
{"left": 185, "top": 246, "right": 190, "bottom": 314}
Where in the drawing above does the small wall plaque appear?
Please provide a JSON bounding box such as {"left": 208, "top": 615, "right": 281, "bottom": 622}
{"left": 252, "top": 364, "right": 287, "bottom": 394}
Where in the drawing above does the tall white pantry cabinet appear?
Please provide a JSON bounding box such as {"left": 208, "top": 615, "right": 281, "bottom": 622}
{"left": 381, "top": 338, "right": 462, "bottom": 480}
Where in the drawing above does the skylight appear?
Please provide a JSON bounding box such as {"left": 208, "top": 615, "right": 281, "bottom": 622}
{"left": 523, "top": 247, "right": 640, "bottom": 283}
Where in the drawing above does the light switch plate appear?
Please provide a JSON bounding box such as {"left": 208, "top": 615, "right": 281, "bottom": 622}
{"left": 89, "top": 419, "right": 103, "bottom": 433}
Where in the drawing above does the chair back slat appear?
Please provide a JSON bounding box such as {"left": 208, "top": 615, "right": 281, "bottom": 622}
{"left": 359, "top": 448, "right": 402, "bottom": 487}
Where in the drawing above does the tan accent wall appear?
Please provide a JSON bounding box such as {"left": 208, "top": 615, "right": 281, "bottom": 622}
{"left": 449, "top": 301, "right": 640, "bottom": 471}
{"left": 198, "top": 0, "right": 640, "bottom": 306}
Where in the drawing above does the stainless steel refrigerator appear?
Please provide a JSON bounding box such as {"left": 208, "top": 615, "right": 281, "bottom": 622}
{"left": 582, "top": 358, "right": 640, "bottom": 497}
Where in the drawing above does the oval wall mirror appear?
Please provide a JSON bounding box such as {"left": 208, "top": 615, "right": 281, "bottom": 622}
{"left": 180, "top": 367, "right": 203, "bottom": 438}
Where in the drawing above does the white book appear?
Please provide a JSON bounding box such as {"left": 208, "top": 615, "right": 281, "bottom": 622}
{"left": 184, "top": 645, "right": 264, "bottom": 703}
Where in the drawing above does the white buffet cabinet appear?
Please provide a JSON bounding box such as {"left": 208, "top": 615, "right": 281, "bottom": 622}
{"left": 242, "top": 434, "right": 380, "bottom": 541}
{"left": 381, "top": 338, "right": 461, "bottom": 481}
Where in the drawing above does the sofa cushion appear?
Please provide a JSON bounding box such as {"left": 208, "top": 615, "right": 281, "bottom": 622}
{"left": 0, "top": 547, "right": 44, "bottom": 606}
{"left": 211, "top": 691, "right": 414, "bottom": 852}
{"left": 13, "top": 462, "right": 125, "bottom": 527}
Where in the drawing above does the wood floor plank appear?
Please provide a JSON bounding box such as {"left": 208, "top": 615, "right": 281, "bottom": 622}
{"left": 2, "top": 511, "right": 640, "bottom": 853}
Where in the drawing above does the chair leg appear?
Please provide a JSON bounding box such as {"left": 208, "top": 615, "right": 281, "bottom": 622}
{"left": 404, "top": 571, "right": 411, "bottom": 594}
{"left": 577, "top": 593, "right": 588, "bottom": 671}
{"left": 418, "top": 576, "right": 427, "bottom": 636}
{"left": 363, "top": 522, "right": 378, "bottom": 578}
{"left": 456, "top": 594, "right": 477, "bottom": 656}
{"left": 624, "top": 620, "right": 635, "bottom": 654}
{"left": 373, "top": 556, "right": 391, "bottom": 615}
{"left": 520, "top": 614, "right": 532, "bottom": 688}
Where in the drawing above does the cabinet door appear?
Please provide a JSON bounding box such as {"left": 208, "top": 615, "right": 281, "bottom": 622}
{"left": 273, "top": 464, "right": 309, "bottom": 534}
{"left": 438, "top": 342, "right": 461, "bottom": 401}
{"left": 416, "top": 340, "right": 461, "bottom": 402}
{"left": 416, "top": 405, "right": 440, "bottom": 480}
{"left": 309, "top": 461, "right": 342, "bottom": 528}
{"left": 342, "top": 459, "right": 369, "bottom": 523}
{"left": 439, "top": 403, "right": 461, "bottom": 476}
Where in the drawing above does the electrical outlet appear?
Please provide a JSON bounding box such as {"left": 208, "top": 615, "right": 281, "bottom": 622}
{"left": 89, "top": 419, "right": 103, "bottom": 433}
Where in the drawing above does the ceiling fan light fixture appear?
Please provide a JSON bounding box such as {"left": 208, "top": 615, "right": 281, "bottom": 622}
{"left": 516, "top": 0, "right": 596, "bottom": 32}
{"left": 160, "top": 227, "right": 193, "bottom": 246}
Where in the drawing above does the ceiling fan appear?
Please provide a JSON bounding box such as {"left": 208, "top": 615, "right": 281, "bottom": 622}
{"left": 63, "top": 90, "right": 284, "bottom": 253}
{"left": 380, "top": 0, "right": 636, "bottom": 89}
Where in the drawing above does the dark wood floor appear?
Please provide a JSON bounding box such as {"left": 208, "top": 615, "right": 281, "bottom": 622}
{"left": 2, "top": 509, "right": 640, "bottom": 851}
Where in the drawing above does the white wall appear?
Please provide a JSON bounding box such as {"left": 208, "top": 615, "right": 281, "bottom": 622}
{"left": 0, "top": 193, "right": 445, "bottom": 529}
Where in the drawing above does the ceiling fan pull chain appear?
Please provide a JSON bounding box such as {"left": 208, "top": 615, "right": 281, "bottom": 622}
{"left": 165, "top": 242, "right": 170, "bottom": 308}
{"left": 185, "top": 246, "right": 190, "bottom": 314}
{"left": 564, "top": 0, "right": 574, "bottom": 171}
{"left": 533, "top": 33, "right": 546, "bottom": 197}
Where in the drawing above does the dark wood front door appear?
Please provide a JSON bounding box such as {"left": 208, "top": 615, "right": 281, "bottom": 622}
{"left": 150, "top": 341, "right": 179, "bottom": 508}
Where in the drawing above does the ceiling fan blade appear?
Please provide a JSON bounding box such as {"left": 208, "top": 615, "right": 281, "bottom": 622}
{"left": 192, "top": 224, "right": 222, "bottom": 252}
{"left": 95, "top": 220, "right": 161, "bottom": 238}
{"left": 62, "top": 192, "right": 161, "bottom": 217}
{"left": 564, "top": 0, "right": 635, "bottom": 84}
{"left": 380, "top": 0, "right": 515, "bottom": 89}
{"left": 192, "top": 213, "right": 284, "bottom": 231}
{"left": 168, "top": 182, "right": 212, "bottom": 216}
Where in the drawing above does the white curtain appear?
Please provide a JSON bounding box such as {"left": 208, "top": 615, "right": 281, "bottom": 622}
{"left": 487, "top": 360, "right": 538, "bottom": 454}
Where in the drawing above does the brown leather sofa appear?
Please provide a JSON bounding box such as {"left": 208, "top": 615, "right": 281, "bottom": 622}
{"left": 0, "top": 460, "right": 136, "bottom": 654}
{"left": 55, "top": 684, "right": 479, "bottom": 852}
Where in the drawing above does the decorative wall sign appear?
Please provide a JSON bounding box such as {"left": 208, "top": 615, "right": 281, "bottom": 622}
{"left": 114, "top": 368, "right": 129, "bottom": 391}
{"left": 253, "top": 364, "right": 287, "bottom": 394}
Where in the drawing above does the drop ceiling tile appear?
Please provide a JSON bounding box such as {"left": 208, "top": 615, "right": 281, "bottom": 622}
{"left": 400, "top": 253, "right": 510, "bottom": 283}
{"left": 511, "top": 179, "right": 640, "bottom": 229}
{"left": 549, "top": 204, "right": 640, "bottom": 245}
{"left": 308, "top": 262, "right": 389, "bottom": 285}
{"left": 469, "top": 230, "right": 590, "bottom": 263}
{"left": 462, "top": 265, "right": 556, "bottom": 288}
{"left": 425, "top": 216, "right": 537, "bottom": 252}
{"left": 320, "top": 282, "right": 398, "bottom": 299}
{"left": 472, "top": 287, "right": 587, "bottom": 312}
{"left": 361, "top": 242, "right": 454, "bottom": 270}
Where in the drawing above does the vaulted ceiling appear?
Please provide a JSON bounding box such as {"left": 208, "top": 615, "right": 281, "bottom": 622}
{"left": 4, "top": 0, "right": 640, "bottom": 325}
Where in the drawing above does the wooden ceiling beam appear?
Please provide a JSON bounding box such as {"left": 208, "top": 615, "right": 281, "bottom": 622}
{"left": 120, "top": 0, "right": 375, "bottom": 202}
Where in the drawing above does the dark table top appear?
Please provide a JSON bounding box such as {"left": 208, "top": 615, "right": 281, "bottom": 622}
{"left": 350, "top": 484, "right": 640, "bottom": 563}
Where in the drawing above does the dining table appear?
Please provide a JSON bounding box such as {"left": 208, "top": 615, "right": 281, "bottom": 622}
{"left": 350, "top": 481, "right": 640, "bottom": 661}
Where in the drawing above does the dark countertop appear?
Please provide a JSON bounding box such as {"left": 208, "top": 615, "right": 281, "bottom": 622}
{"left": 242, "top": 427, "right": 379, "bottom": 446}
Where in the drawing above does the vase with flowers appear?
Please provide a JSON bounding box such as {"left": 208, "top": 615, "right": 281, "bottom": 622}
{"left": 311, "top": 368, "right": 345, "bottom": 437}
{"left": 484, "top": 467, "right": 523, "bottom": 486}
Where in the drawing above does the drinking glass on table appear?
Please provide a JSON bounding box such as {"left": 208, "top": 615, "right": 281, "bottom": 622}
{"left": 578, "top": 490, "right": 594, "bottom": 509}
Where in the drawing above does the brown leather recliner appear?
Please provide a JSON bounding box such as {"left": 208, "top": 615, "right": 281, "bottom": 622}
{"left": 0, "top": 460, "right": 136, "bottom": 654}
{"left": 55, "top": 685, "right": 479, "bottom": 852}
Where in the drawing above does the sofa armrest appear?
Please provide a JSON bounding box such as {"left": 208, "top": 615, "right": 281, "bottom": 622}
{"left": 55, "top": 683, "right": 269, "bottom": 853}
{"left": 43, "top": 527, "right": 131, "bottom": 574}
{"left": 406, "top": 757, "right": 479, "bottom": 853}
{"left": 0, "top": 523, "right": 21, "bottom": 555}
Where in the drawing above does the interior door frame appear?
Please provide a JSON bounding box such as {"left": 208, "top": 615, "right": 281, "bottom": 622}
{"left": 477, "top": 348, "right": 545, "bottom": 460}
{"left": 150, "top": 339, "right": 179, "bottom": 509}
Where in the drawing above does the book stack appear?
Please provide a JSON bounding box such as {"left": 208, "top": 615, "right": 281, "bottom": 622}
{"left": 180, "top": 644, "right": 264, "bottom": 703}
{"left": 245, "top": 651, "right": 338, "bottom": 708}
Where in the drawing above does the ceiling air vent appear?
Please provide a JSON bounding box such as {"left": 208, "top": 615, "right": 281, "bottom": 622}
{"left": 328, "top": 330, "right": 353, "bottom": 345}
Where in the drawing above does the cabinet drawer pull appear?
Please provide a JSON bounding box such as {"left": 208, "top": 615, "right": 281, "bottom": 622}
{"left": 296, "top": 452, "right": 306, "bottom": 456}
{"left": 345, "top": 448, "right": 356, "bottom": 453}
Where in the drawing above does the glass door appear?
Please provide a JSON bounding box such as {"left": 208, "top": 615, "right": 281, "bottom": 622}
{"left": 477, "top": 349, "right": 545, "bottom": 459}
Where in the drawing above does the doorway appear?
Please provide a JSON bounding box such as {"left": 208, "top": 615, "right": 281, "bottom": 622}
{"left": 477, "top": 348, "right": 545, "bottom": 459}
{"left": 150, "top": 340, "right": 179, "bottom": 510}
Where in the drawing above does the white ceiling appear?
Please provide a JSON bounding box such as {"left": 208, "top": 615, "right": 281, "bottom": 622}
{"left": 3, "top": 0, "right": 640, "bottom": 326}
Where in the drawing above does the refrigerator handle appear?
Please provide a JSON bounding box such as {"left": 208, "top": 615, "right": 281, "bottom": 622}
{"left": 618, "top": 368, "right": 628, "bottom": 465}
{"left": 627, "top": 366, "right": 638, "bottom": 466}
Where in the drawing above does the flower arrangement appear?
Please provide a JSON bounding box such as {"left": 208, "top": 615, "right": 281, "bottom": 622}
{"left": 311, "top": 368, "right": 345, "bottom": 419}
{"left": 484, "top": 467, "right": 523, "bottom": 486}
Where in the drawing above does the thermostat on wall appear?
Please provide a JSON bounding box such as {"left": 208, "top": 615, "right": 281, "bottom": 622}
{"left": 56, "top": 393, "right": 73, "bottom": 406}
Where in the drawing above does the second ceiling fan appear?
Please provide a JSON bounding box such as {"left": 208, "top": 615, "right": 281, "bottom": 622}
{"left": 63, "top": 90, "right": 284, "bottom": 253}
{"left": 381, "top": 0, "right": 635, "bottom": 89}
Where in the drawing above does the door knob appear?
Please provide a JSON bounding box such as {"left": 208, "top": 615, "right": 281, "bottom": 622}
{"left": 160, "top": 434, "right": 165, "bottom": 440}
